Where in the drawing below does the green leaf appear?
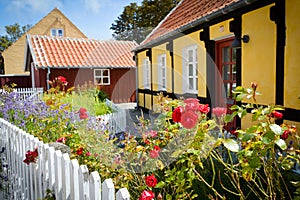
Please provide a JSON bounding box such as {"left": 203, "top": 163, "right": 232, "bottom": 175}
{"left": 275, "top": 138, "right": 287, "bottom": 150}
{"left": 230, "top": 105, "right": 239, "bottom": 110}
{"left": 166, "top": 194, "right": 172, "bottom": 200}
{"left": 242, "top": 133, "right": 255, "bottom": 142}
{"left": 269, "top": 124, "right": 283, "bottom": 135}
{"left": 262, "top": 131, "right": 275, "bottom": 144}
{"left": 223, "top": 139, "right": 239, "bottom": 152}
{"left": 154, "top": 181, "right": 165, "bottom": 188}
{"left": 236, "top": 93, "right": 247, "bottom": 101}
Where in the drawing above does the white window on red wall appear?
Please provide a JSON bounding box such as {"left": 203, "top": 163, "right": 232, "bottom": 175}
{"left": 51, "top": 28, "right": 64, "bottom": 37}
{"left": 94, "top": 69, "right": 110, "bottom": 85}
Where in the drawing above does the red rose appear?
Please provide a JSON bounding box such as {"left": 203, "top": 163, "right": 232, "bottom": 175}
{"left": 76, "top": 147, "right": 84, "bottom": 155}
{"left": 271, "top": 111, "right": 283, "bottom": 119}
{"left": 181, "top": 111, "right": 198, "bottom": 129}
{"left": 79, "top": 113, "right": 88, "bottom": 119}
{"left": 198, "top": 104, "right": 210, "bottom": 114}
{"left": 212, "top": 107, "right": 227, "bottom": 117}
{"left": 172, "top": 106, "right": 183, "bottom": 122}
{"left": 184, "top": 98, "right": 200, "bottom": 111}
{"left": 57, "top": 76, "right": 67, "bottom": 84}
{"left": 139, "top": 190, "right": 155, "bottom": 200}
{"left": 280, "top": 130, "right": 290, "bottom": 140}
{"left": 145, "top": 174, "right": 157, "bottom": 187}
{"left": 79, "top": 107, "right": 87, "bottom": 114}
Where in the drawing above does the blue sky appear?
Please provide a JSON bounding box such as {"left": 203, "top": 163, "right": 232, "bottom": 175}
{"left": 0, "top": 0, "right": 142, "bottom": 40}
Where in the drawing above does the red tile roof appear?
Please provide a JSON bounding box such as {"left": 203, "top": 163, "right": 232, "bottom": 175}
{"left": 27, "top": 35, "right": 138, "bottom": 68}
{"left": 138, "top": 0, "right": 241, "bottom": 49}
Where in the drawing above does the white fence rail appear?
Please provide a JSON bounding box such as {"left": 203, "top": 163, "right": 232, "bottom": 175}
{"left": 0, "top": 118, "right": 130, "bottom": 200}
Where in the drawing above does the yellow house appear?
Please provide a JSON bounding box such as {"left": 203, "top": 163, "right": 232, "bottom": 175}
{"left": 2, "top": 8, "right": 87, "bottom": 76}
{"left": 133, "top": 0, "right": 300, "bottom": 129}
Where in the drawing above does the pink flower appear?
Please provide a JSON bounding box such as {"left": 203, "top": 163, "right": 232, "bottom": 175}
{"left": 79, "top": 108, "right": 87, "bottom": 114}
{"left": 198, "top": 104, "right": 210, "bottom": 114}
{"left": 86, "top": 152, "right": 92, "bottom": 156}
{"left": 271, "top": 111, "right": 283, "bottom": 119}
{"left": 184, "top": 98, "right": 200, "bottom": 111}
{"left": 56, "top": 137, "right": 66, "bottom": 143}
{"left": 147, "top": 130, "right": 157, "bottom": 138}
{"left": 145, "top": 174, "right": 157, "bottom": 187}
{"left": 149, "top": 146, "right": 160, "bottom": 159}
{"left": 172, "top": 106, "right": 183, "bottom": 122}
{"left": 139, "top": 190, "right": 155, "bottom": 200}
{"left": 181, "top": 111, "right": 198, "bottom": 129}
{"left": 212, "top": 107, "right": 227, "bottom": 117}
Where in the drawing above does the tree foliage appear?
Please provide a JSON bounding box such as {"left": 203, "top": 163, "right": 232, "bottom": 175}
{"left": 111, "top": 0, "right": 180, "bottom": 44}
{"left": 0, "top": 23, "right": 31, "bottom": 52}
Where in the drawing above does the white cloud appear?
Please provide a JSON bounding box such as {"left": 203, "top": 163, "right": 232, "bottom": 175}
{"left": 82, "top": 0, "right": 102, "bottom": 14}
{"left": 8, "top": 0, "right": 63, "bottom": 13}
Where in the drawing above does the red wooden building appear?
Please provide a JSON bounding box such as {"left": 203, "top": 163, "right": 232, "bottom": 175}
{"left": 24, "top": 35, "right": 137, "bottom": 103}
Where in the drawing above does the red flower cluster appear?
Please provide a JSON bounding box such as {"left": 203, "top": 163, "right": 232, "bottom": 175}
{"left": 56, "top": 137, "right": 66, "bottom": 143}
{"left": 57, "top": 76, "right": 68, "bottom": 85}
{"left": 145, "top": 174, "right": 157, "bottom": 187}
{"left": 76, "top": 147, "right": 84, "bottom": 155}
{"left": 79, "top": 107, "right": 88, "bottom": 119}
{"left": 212, "top": 107, "right": 227, "bottom": 117}
{"left": 172, "top": 98, "right": 210, "bottom": 129}
{"left": 139, "top": 190, "right": 155, "bottom": 200}
{"left": 149, "top": 146, "right": 160, "bottom": 159}
{"left": 23, "top": 147, "right": 38, "bottom": 165}
{"left": 271, "top": 111, "right": 283, "bottom": 119}
{"left": 280, "top": 125, "right": 296, "bottom": 140}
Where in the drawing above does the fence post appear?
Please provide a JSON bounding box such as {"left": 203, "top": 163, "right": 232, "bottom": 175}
{"left": 102, "top": 178, "right": 115, "bottom": 200}
{"left": 70, "top": 159, "right": 80, "bottom": 200}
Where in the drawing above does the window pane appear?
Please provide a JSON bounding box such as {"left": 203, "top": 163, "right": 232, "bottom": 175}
{"left": 161, "top": 57, "right": 165, "bottom": 66}
{"left": 222, "top": 65, "right": 230, "bottom": 80}
{"left": 189, "top": 78, "right": 193, "bottom": 90}
{"left": 51, "top": 29, "right": 56, "bottom": 36}
{"left": 232, "top": 48, "right": 236, "bottom": 62}
{"left": 222, "top": 47, "right": 230, "bottom": 62}
{"left": 103, "top": 78, "right": 109, "bottom": 84}
{"left": 162, "top": 79, "right": 166, "bottom": 88}
{"left": 189, "top": 64, "right": 193, "bottom": 76}
{"left": 162, "top": 68, "right": 165, "bottom": 77}
{"left": 58, "top": 29, "right": 63, "bottom": 36}
{"left": 195, "top": 48, "right": 198, "bottom": 62}
{"left": 196, "top": 78, "right": 198, "bottom": 90}
{"left": 103, "top": 70, "right": 109, "bottom": 76}
{"left": 96, "top": 78, "right": 101, "bottom": 84}
{"left": 95, "top": 70, "right": 101, "bottom": 76}
{"left": 188, "top": 50, "right": 193, "bottom": 62}
{"left": 232, "top": 64, "right": 236, "bottom": 80}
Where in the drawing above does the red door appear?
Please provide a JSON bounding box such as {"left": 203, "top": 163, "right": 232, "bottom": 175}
{"left": 215, "top": 38, "right": 237, "bottom": 129}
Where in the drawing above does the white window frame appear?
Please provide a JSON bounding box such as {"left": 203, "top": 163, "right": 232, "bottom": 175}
{"left": 94, "top": 69, "right": 110, "bottom": 85}
{"left": 182, "top": 45, "right": 198, "bottom": 94}
{"left": 143, "top": 58, "right": 151, "bottom": 89}
{"left": 51, "top": 28, "right": 64, "bottom": 37}
{"left": 158, "top": 54, "right": 167, "bottom": 91}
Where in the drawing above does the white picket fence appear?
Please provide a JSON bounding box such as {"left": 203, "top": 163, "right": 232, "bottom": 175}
{"left": 0, "top": 118, "right": 130, "bottom": 200}
{"left": 99, "top": 100, "right": 127, "bottom": 133}
{"left": 14, "top": 88, "right": 44, "bottom": 101}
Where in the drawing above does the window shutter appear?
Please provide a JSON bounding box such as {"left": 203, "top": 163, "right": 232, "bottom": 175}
{"left": 182, "top": 49, "right": 188, "bottom": 93}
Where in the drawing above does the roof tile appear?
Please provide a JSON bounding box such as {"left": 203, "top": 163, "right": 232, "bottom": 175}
{"left": 27, "top": 35, "right": 138, "bottom": 68}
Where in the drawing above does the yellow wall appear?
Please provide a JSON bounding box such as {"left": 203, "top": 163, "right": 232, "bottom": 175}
{"left": 173, "top": 30, "right": 206, "bottom": 97}
{"left": 3, "top": 8, "right": 87, "bottom": 75}
{"left": 210, "top": 19, "right": 234, "bottom": 41}
{"left": 145, "top": 94, "right": 152, "bottom": 110}
{"left": 138, "top": 93, "right": 144, "bottom": 108}
{"left": 285, "top": 0, "right": 300, "bottom": 110}
{"left": 242, "top": 5, "right": 276, "bottom": 105}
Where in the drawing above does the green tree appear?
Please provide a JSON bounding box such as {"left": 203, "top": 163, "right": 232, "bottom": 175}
{"left": 111, "top": 0, "right": 180, "bottom": 44}
{"left": 0, "top": 23, "right": 31, "bottom": 52}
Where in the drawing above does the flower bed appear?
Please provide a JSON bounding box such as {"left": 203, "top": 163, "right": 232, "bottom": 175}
{"left": 1, "top": 77, "right": 300, "bottom": 200}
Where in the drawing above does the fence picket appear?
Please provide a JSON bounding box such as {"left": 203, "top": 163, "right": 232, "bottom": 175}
{"left": 116, "top": 188, "right": 130, "bottom": 200}
{"left": 79, "top": 165, "right": 90, "bottom": 199}
{"left": 89, "top": 171, "right": 101, "bottom": 200}
{"left": 70, "top": 159, "right": 80, "bottom": 200}
{"left": 102, "top": 178, "right": 115, "bottom": 200}
{"left": 61, "top": 153, "right": 71, "bottom": 199}
{"left": 54, "top": 150, "right": 63, "bottom": 199}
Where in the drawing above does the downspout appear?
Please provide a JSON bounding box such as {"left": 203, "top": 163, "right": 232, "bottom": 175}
{"left": 47, "top": 67, "right": 51, "bottom": 90}
{"left": 30, "top": 62, "right": 35, "bottom": 88}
